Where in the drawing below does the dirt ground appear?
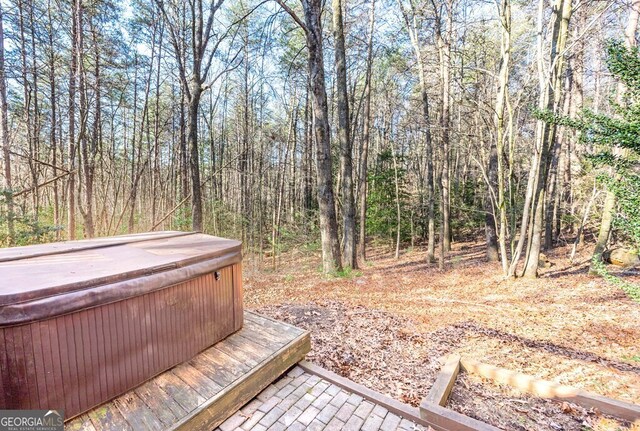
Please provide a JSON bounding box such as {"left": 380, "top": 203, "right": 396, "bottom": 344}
{"left": 243, "top": 241, "right": 640, "bottom": 431}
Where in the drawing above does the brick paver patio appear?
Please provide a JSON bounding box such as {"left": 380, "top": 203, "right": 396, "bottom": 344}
{"left": 216, "top": 366, "right": 428, "bottom": 431}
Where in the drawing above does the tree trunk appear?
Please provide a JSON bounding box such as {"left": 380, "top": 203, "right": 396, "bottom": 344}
{"left": 188, "top": 84, "right": 203, "bottom": 232}
{"left": 47, "top": 0, "right": 59, "bottom": 240}
{"left": 522, "top": 0, "right": 572, "bottom": 278}
{"left": 397, "top": 0, "right": 436, "bottom": 262}
{"left": 278, "top": 0, "right": 344, "bottom": 273}
{"left": 333, "top": 0, "right": 356, "bottom": 269}
{"left": 485, "top": 142, "right": 499, "bottom": 262}
{"left": 68, "top": 0, "right": 78, "bottom": 240}
{"left": 358, "top": 0, "right": 375, "bottom": 264}
{"left": 0, "top": 3, "right": 13, "bottom": 245}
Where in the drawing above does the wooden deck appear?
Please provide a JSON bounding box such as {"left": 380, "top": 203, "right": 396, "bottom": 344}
{"left": 66, "top": 311, "right": 310, "bottom": 431}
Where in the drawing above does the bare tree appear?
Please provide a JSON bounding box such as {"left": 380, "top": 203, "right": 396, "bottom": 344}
{"left": 0, "top": 2, "right": 13, "bottom": 244}
{"left": 155, "top": 0, "right": 229, "bottom": 232}
{"left": 358, "top": 0, "right": 375, "bottom": 264}
{"left": 333, "top": 0, "right": 356, "bottom": 269}
{"left": 275, "top": 0, "right": 343, "bottom": 273}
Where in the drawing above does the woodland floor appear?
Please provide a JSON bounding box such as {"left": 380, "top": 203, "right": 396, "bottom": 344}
{"left": 243, "top": 240, "right": 640, "bottom": 431}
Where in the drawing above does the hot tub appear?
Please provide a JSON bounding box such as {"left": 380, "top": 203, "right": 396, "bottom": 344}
{"left": 0, "top": 231, "right": 243, "bottom": 419}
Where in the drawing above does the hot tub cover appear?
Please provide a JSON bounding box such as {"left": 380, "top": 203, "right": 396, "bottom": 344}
{"left": 0, "top": 231, "right": 242, "bottom": 326}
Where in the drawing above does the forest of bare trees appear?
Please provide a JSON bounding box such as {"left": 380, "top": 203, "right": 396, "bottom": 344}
{"left": 0, "top": 0, "right": 638, "bottom": 278}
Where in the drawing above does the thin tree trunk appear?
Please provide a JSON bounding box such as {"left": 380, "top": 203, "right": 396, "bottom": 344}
{"left": 358, "top": 0, "right": 375, "bottom": 264}
{"left": 493, "top": 0, "right": 511, "bottom": 273}
{"left": 68, "top": 0, "right": 78, "bottom": 240}
{"left": 397, "top": 0, "right": 436, "bottom": 262}
{"left": 0, "top": 3, "right": 13, "bottom": 244}
{"left": 333, "top": 0, "right": 356, "bottom": 269}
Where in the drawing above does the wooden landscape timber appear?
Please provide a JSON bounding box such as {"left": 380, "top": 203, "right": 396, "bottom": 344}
{"left": 418, "top": 354, "right": 640, "bottom": 430}
{"left": 423, "top": 354, "right": 461, "bottom": 406}
{"left": 459, "top": 357, "right": 640, "bottom": 423}
{"left": 419, "top": 402, "right": 502, "bottom": 431}
{"left": 418, "top": 354, "right": 500, "bottom": 431}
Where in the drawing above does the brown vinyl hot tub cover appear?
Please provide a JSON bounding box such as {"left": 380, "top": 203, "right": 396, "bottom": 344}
{"left": 0, "top": 231, "right": 242, "bottom": 326}
{"left": 0, "top": 231, "right": 243, "bottom": 418}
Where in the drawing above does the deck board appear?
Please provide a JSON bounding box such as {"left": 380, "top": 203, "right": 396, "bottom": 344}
{"left": 66, "top": 311, "right": 310, "bottom": 430}
{"left": 134, "top": 380, "right": 184, "bottom": 426}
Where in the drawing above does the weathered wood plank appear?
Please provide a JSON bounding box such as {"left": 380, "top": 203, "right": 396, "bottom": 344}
{"left": 460, "top": 358, "right": 640, "bottom": 422}
{"left": 235, "top": 323, "right": 288, "bottom": 348}
{"left": 423, "top": 354, "right": 461, "bottom": 407}
{"left": 171, "top": 363, "right": 223, "bottom": 399}
{"left": 154, "top": 371, "right": 207, "bottom": 414}
{"left": 245, "top": 312, "right": 304, "bottom": 338}
{"left": 217, "top": 333, "right": 271, "bottom": 367}
{"left": 420, "top": 402, "right": 502, "bottom": 431}
{"left": 65, "top": 414, "right": 98, "bottom": 431}
{"left": 85, "top": 402, "right": 133, "bottom": 431}
{"left": 169, "top": 331, "right": 311, "bottom": 431}
{"left": 112, "top": 391, "right": 165, "bottom": 431}
{"left": 134, "top": 379, "right": 186, "bottom": 427}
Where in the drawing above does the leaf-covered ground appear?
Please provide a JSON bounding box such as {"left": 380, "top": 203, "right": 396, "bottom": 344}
{"left": 243, "top": 241, "right": 640, "bottom": 430}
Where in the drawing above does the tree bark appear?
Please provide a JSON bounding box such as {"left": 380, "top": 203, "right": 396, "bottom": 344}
{"left": 0, "top": 3, "right": 13, "bottom": 245}
{"left": 358, "top": 0, "right": 375, "bottom": 264}
{"left": 397, "top": 0, "right": 436, "bottom": 262}
{"left": 522, "top": 0, "right": 572, "bottom": 278}
{"left": 67, "top": 0, "right": 79, "bottom": 240}
{"left": 333, "top": 0, "right": 356, "bottom": 269}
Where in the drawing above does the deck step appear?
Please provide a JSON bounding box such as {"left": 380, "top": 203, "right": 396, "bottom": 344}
{"left": 66, "top": 311, "right": 311, "bottom": 431}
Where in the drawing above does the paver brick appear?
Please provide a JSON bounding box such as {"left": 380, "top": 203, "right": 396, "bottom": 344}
{"left": 265, "top": 420, "right": 286, "bottom": 431}
{"left": 256, "top": 385, "right": 279, "bottom": 402}
{"left": 343, "top": 414, "right": 365, "bottom": 431}
{"left": 323, "top": 417, "right": 346, "bottom": 431}
{"left": 380, "top": 412, "right": 402, "bottom": 431}
{"left": 241, "top": 411, "right": 265, "bottom": 430}
{"left": 257, "top": 396, "right": 282, "bottom": 413}
{"left": 307, "top": 418, "right": 326, "bottom": 431}
{"left": 335, "top": 401, "right": 357, "bottom": 422}
{"left": 324, "top": 384, "right": 341, "bottom": 396}
{"left": 372, "top": 404, "right": 388, "bottom": 418}
{"left": 287, "top": 367, "right": 305, "bottom": 378}
{"left": 309, "top": 381, "right": 330, "bottom": 397}
{"left": 292, "top": 393, "right": 315, "bottom": 411}
{"left": 346, "top": 393, "right": 364, "bottom": 406}
{"left": 329, "top": 390, "right": 349, "bottom": 407}
{"left": 274, "top": 383, "right": 297, "bottom": 399}
{"left": 311, "top": 392, "right": 332, "bottom": 409}
{"left": 297, "top": 405, "right": 321, "bottom": 426}
{"left": 257, "top": 406, "right": 285, "bottom": 428}
{"left": 354, "top": 400, "right": 375, "bottom": 419}
{"left": 361, "top": 414, "right": 385, "bottom": 431}
{"left": 219, "top": 411, "right": 248, "bottom": 431}
{"left": 273, "top": 376, "right": 292, "bottom": 389}
{"left": 241, "top": 399, "right": 263, "bottom": 416}
{"left": 316, "top": 403, "right": 339, "bottom": 424}
{"left": 278, "top": 405, "right": 303, "bottom": 426}
{"left": 284, "top": 421, "right": 306, "bottom": 431}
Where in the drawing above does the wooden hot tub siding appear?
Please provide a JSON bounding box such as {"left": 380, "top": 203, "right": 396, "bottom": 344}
{"left": 0, "top": 262, "right": 243, "bottom": 419}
